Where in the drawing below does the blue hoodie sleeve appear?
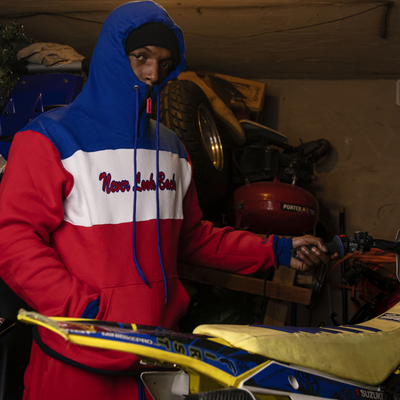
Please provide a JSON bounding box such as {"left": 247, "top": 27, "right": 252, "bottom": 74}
{"left": 81, "top": 297, "right": 100, "bottom": 319}
{"left": 273, "top": 236, "right": 293, "bottom": 268}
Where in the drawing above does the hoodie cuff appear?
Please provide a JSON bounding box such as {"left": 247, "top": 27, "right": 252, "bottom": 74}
{"left": 273, "top": 236, "right": 293, "bottom": 268}
{"left": 81, "top": 297, "right": 100, "bottom": 319}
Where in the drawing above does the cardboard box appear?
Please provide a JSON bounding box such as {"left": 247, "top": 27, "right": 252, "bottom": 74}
{"left": 213, "top": 73, "right": 266, "bottom": 122}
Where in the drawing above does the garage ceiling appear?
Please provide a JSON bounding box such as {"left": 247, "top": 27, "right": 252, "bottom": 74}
{"left": 0, "top": 0, "right": 399, "bottom": 80}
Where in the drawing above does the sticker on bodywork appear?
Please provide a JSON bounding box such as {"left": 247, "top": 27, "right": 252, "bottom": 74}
{"left": 377, "top": 313, "right": 400, "bottom": 323}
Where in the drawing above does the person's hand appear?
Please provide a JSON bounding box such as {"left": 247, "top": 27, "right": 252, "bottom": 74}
{"left": 290, "top": 235, "right": 339, "bottom": 272}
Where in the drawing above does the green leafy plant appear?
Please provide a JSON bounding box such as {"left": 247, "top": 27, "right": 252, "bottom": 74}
{"left": 0, "top": 22, "right": 36, "bottom": 110}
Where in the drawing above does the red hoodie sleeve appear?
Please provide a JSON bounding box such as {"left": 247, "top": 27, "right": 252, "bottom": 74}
{"left": 178, "top": 178, "right": 279, "bottom": 274}
{"left": 0, "top": 131, "right": 99, "bottom": 317}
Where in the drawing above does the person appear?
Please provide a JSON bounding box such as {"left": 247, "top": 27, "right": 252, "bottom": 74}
{"left": 0, "top": 1, "right": 336, "bottom": 399}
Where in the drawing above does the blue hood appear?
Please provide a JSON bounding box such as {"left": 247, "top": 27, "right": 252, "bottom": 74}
{"left": 72, "top": 1, "right": 186, "bottom": 137}
{"left": 28, "top": 1, "right": 187, "bottom": 306}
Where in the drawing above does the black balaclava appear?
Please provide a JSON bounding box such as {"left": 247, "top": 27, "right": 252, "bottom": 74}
{"left": 125, "top": 22, "right": 180, "bottom": 70}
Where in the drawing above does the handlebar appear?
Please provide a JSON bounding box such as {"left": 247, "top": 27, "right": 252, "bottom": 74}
{"left": 291, "top": 231, "right": 400, "bottom": 261}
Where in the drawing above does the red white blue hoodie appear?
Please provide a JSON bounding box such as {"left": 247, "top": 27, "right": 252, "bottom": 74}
{"left": 0, "top": 1, "right": 291, "bottom": 398}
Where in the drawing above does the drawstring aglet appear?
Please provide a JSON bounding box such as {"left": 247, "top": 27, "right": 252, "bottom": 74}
{"left": 146, "top": 98, "right": 152, "bottom": 114}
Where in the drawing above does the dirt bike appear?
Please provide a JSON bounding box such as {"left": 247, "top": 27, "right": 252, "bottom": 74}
{"left": 14, "top": 232, "right": 400, "bottom": 400}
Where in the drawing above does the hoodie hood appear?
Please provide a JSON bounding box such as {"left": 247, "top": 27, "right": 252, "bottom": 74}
{"left": 72, "top": 1, "right": 186, "bottom": 136}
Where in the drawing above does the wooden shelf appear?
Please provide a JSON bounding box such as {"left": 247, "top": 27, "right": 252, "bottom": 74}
{"left": 177, "top": 263, "right": 312, "bottom": 306}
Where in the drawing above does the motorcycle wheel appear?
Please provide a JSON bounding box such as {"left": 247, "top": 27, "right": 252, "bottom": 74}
{"left": 158, "top": 80, "right": 229, "bottom": 207}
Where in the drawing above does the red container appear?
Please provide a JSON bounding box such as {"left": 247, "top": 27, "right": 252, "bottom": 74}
{"left": 228, "top": 181, "right": 319, "bottom": 236}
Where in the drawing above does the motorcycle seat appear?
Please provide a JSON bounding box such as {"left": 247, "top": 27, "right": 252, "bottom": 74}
{"left": 193, "top": 301, "right": 400, "bottom": 386}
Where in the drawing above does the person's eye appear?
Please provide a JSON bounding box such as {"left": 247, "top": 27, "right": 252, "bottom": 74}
{"left": 132, "top": 54, "right": 144, "bottom": 60}
{"left": 160, "top": 62, "right": 171, "bottom": 70}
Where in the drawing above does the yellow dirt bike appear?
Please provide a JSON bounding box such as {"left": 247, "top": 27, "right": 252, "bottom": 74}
{"left": 16, "top": 232, "right": 400, "bottom": 400}
{"left": 16, "top": 299, "right": 400, "bottom": 400}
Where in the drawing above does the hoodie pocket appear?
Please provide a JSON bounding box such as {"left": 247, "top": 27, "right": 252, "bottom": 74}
{"left": 96, "top": 283, "right": 161, "bottom": 325}
{"left": 95, "top": 288, "right": 113, "bottom": 321}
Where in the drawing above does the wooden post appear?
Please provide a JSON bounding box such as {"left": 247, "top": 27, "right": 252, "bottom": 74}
{"left": 263, "top": 267, "right": 297, "bottom": 326}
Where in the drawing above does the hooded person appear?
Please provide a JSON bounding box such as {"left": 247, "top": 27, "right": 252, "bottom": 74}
{"left": 0, "top": 1, "right": 334, "bottom": 399}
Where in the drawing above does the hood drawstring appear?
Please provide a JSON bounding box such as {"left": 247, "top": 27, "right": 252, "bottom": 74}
{"left": 132, "top": 86, "right": 168, "bottom": 304}
{"left": 155, "top": 92, "right": 168, "bottom": 305}
{"left": 133, "top": 85, "right": 150, "bottom": 288}
{"left": 137, "top": 376, "right": 146, "bottom": 400}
